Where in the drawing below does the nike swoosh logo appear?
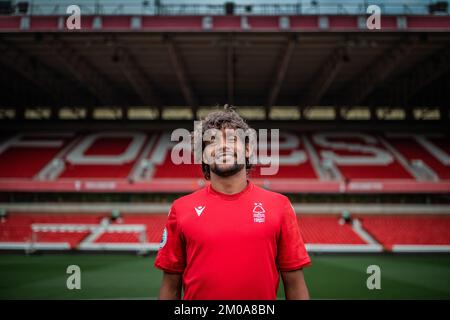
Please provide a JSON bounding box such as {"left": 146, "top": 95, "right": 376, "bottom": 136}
{"left": 195, "top": 206, "right": 205, "bottom": 216}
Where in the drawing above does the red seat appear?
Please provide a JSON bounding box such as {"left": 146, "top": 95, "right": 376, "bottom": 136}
{"left": 360, "top": 215, "right": 450, "bottom": 248}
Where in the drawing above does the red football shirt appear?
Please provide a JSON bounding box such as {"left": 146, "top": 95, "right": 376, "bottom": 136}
{"left": 154, "top": 180, "right": 311, "bottom": 300}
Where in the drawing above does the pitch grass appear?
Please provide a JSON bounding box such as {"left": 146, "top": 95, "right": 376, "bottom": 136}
{"left": 0, "top": 253, "right": 449, "bottom": 299}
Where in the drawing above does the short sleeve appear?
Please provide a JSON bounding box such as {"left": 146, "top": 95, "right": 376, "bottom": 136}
{"left": 154, "top": 205, "right": 186, "bottom": 273}
{"left": 276, "top": 198, "right": 311, "bottom": 271}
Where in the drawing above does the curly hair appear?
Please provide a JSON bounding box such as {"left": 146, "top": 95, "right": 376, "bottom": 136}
{"left": 198, "top": 104, "right": 253, "bottom": 180}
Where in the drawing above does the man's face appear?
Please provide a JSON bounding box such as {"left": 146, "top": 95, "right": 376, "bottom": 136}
{"left": 204, "top": 128, "right": 247, "bottom": 178}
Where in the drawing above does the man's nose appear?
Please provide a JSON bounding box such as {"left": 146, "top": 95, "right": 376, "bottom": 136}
{"left": 218, "top": 140, "right": 233, "bottom": 152}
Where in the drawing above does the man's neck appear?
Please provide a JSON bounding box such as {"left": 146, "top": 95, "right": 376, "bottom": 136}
{"left": 210, "top": 170, "right": 248, "bottom": 195}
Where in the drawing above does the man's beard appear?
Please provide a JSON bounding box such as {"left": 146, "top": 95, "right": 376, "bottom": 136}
{"left": 210, "top": 162, "right": 245, "bottom": 178}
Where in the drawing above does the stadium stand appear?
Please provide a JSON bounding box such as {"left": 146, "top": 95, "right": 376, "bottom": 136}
{"left": 359, "top": 215, "right": 450, "bottom": 252}
{"left": 299, "top": 216, "right": 366, "bottom": 245}
{"left": 0, "top": 132, "right": 449, "bottom": 193}
{"left": 0, "top": 0, "right": 449, "bottom": 260}
{"left": 1, "top": 210, "right": 449, "bottom": 253}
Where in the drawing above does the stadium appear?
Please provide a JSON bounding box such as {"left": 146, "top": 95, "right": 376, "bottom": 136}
{"left": 0, "top": 0, "right": 449, "bottom": 300}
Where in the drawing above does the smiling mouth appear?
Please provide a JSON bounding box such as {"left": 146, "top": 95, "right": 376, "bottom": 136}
{"left": 216, "top": 152, "right": 235, "bottom": 158}
{"left": 215, "top": 153, "right": 236, "bottom": 163}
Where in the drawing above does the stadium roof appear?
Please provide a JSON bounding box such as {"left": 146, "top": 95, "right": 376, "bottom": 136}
{"left": 0, "top": 1, "right": 449, "bottom": 120}
{"left": 4, "top": 0, "right": 447, "bottom": 16}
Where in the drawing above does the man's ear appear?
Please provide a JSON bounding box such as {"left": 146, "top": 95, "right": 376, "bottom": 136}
{"left": 245, "top": 141, "right": 252, "bottom": 159}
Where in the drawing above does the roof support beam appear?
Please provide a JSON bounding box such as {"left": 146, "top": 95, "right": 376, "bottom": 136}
{"left": 302, "top": 47, "right": 348, "bottom": 107}
{"left": 266, "top": 37, "right": 296, "bottom": 109}
{"left": 166, "top": 37, "right": 198, "bottom": 112}
{"left": 115, "top": 46, "right": 162, "bottom": 108}
{"left": 227, "top": 35, "right": 235, "bottom": 105}
{"left": 404, "top": 47, "right": 450, "bottom": 102}
{"left": 0, "top": 40, "right": 61, "bottom": 103}
{"left": 347, "top": 36, "right": 419, "bottom": 106}
{"left": 381, "top": 46, "right": 450, "bottom": 108}
{"left": 46, "top": 36, "right": 120, "bottom": 106}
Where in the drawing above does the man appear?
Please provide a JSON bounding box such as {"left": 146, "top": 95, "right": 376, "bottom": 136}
{"left": 155, "top": 105, "right": 311, "bottom": 300}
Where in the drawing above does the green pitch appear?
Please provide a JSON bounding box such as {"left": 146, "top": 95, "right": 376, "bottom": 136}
{"left": 0, "top": 253, "right": 449, "bottom": 299}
